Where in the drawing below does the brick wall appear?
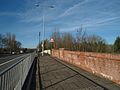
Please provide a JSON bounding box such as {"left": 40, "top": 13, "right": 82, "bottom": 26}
{"left": 52, "top": 49, "right": 120, "bottom": 85}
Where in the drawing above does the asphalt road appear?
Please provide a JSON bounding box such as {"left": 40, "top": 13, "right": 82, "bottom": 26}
{"left": 0, "top": 54, "right": 23, "bottom": 64}
{"left": 0, "top": 54, "right": 11, "bottom": 58}
{"left": 0, "top": 54, "right": 29, "bottom": 75}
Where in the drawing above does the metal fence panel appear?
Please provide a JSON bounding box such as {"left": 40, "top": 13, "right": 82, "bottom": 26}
{"left": 0, "top": 52, "right": 36, "bottom": 90}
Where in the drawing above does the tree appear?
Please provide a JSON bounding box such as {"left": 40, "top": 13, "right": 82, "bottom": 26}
{"left": 0, "top": 34, "right": 3, "bottom": 48}
{"left": 44, "top": 39, "right": 51, "bottom": 50}
{"left": 85, "top": 35, "right": 107, "bottom": 52}
{"left": 0, "top": 34, "right": 4, "bottom": 53}
{"left": 51, "top": 28, "right": 62, "bottom": 49}
{"left": 113, "top": 36, "right": 120, "bottom": 53}
{"left": 0, "top": 33, "right": 22, "bottom": 53}
{"left": 50, "top": 27, "right": 113, "bottom": 53}
{"left": 76, "top": 27, "right": 87, "bottom": 51}
{"left": 16, "top": 41, "right": 22, "bottom": 50}
{"left": 62, "top": 32, "right": 74, "bottom": 50}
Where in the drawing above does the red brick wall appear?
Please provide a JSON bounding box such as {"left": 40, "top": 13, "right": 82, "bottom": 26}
{"left": 52, "top": 49, "right": 120, "bottom": 85}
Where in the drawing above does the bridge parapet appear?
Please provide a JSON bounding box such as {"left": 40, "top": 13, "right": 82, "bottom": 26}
{"left": 0, "top": 52, "right": 36, "bottom": 90}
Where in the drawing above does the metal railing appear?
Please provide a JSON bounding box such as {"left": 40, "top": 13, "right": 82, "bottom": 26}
{"left": 0, "top": 52, "right": 36, "bottom": 90}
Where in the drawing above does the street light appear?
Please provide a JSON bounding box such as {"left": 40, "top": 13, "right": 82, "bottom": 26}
{"left": 35, "top": 4, "right": 54, "bottom": 56}
{"left": 38, "top": 32, "right": 40, "bottom": 52}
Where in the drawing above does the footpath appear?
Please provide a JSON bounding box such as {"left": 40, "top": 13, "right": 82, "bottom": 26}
{"left": 35, "top": 55, "right": 120, "bottom": 90}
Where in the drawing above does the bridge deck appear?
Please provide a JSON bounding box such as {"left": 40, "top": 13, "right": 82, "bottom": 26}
{"left": 36, "top": 55, "right": 120, "bottom": 90}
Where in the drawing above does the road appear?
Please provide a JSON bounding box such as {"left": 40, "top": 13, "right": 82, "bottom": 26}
{"left": 0, "top": 54, "right": 23, "bottom": 64}
{"left": 0, "top": 54, "right": 29, "bottom": 75}
{"left": 37, "top": 56, "right": 120, "bottom": 90}
{"left": 0, "top": 54, "right": 11, "bottom": 58}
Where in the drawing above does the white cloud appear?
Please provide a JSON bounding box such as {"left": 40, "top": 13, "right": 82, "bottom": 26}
{"left": 58, "top": 0, "right": 90, "bottom": 18}
{"left": 82, "top": 16, "right": 120, "bottom": 27}
{"left": 58, "top": 16, "right": 120, "bottom": 32}
{"left": 20, "top": 15, "right": 42, "bottom": 23}
{"left": 0, "top": 12, "right": 21, "bottom": 16}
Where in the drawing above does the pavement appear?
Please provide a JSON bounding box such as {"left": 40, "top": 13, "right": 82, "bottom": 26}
{"left": 37, "top": 55, "right": 120, "bottom": 90}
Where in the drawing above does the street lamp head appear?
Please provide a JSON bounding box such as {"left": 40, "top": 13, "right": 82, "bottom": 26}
{"left": 35, "top": 3, "right": 54, "bottom": 9}
{"left": 35, "top": 4, "right": 39, "bottom": 7}
{"left": 49, "top": 5, "right": 54, "bottom": 8}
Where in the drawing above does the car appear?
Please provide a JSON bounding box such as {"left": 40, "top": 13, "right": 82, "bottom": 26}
{"left": 11, "top": 51, "right": 16, "bottom": 55}
{"left": 20, "top": 50, "right": 23, "bottom": 54}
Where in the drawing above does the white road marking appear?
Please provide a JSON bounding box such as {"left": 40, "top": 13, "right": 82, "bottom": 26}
{"left": 0, "top": 55, "right": 27, "bottom": 66}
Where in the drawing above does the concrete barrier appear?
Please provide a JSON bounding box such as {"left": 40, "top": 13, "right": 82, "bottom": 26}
{"left": 51, "top": 49, "right": 120, "bottom": 85}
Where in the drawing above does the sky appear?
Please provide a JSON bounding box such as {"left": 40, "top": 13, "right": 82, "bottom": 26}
{"left": 0, "top": 0, "right": 120, "bottom": 48}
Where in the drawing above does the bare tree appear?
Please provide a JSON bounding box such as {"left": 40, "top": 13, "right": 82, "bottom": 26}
{"left": 62, "top": 32, "right": 74, "bottom": 50}
{"left": 0, "top": 34, "right": 3, "bottom": 48}
{"left": 49, "top": 27, "right": 111, "bottom": 53}
{"left": 85, "top": 35, "right": 107, "bottom": 52}
{"left": 76, "top": 26, "right": 87, "bottom": 51}
{"left": 51, "top": 28, "right": 62, "bottom": 49}
{"left": 2, "top": 33, "right": 22, "bottom": 53}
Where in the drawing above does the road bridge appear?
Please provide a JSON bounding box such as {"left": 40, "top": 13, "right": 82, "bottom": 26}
{"left": 0, "top": 53, "right": 120, "bottom": 90}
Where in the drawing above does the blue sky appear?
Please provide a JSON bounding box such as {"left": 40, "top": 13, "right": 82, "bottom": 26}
{"left": 0, "top": 0, "right": 120, "bottom": 48}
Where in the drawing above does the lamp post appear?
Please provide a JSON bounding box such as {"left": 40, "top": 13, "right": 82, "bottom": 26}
{"left": 39, "top": 32, "right": 40, "bottom": 52}
{"left": 42, "top": 14, "right": 45, "bottom": 56}
{"left": 35, "top": 4, "right": 54, "bottom": 56}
